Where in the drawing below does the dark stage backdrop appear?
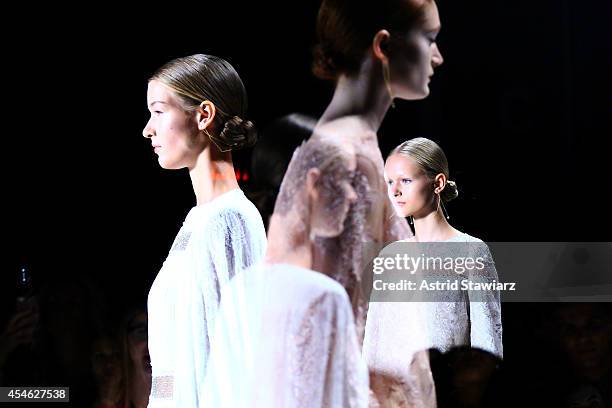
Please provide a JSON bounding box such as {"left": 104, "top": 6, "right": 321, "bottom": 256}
{"left": 2, "top": 0, "right": 610, "bottom": 351}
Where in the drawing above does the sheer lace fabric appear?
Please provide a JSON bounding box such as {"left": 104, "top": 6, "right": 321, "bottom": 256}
{"left": 203, "top": 263, "right": 369, "bottom": 407}
{"left": 306, "top": 131, "right": 433, "bottom": 407}
{"left": 147, "top": 189, "right": 267, "bottom": 407}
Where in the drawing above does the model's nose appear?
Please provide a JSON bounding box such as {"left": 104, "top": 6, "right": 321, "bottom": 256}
{"left": 432, "top": 43, "right": 444, "bottom": 68}
{"left": 143, "top": 119, "right": 154, "bottom": 138}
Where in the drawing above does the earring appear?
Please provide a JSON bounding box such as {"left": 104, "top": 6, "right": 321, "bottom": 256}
{"left": 438, "top": 193, "right": 450, "bottom": 220}
{"left": 408, "top": 215, "right": 414, "bottom": 226}
{"left": 435, "top": 191, "right": 450, "bottom": 220}
{"left": 382, "top": 60, "right": 395, "bottom": 109}
{"left": 204, "top": 129, "right": 232, "bottom": 153}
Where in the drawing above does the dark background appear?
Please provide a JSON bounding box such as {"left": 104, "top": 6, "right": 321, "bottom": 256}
{"left": 2, "top": 0, "right": 610, "bottom": 389}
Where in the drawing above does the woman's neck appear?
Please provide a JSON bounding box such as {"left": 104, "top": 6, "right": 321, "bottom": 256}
{"left": 319, "top": 57, "right": 392, "bottom": 133}
{"left": 189, "top": 146, "right": 239, "bottom": 205}
{"left": 413, "top": 207, "right": 459, "bottom": 242}
{"left": 265, "top": 214, "right": 313, "bottom": 270}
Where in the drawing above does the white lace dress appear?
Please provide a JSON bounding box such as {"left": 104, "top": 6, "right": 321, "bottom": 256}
{"left": 203, "top": 263, "right": 369, "bottom": 408}
{"left": 363, "top": 232, "right": 503, "bottom": 402}
{"left": 147, "top": 189, "right": 267, "bottom": 408}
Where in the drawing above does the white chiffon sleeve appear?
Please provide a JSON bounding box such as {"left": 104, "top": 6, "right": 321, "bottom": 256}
{"left": 173, "top": 208, "right": 266, "bottom": 406}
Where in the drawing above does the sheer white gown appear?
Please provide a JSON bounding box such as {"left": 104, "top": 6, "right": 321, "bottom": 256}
{"left": 203, "top": 263, "right": 369, "bottom": 408}
{"left": 147, "top": 189, "right": 267, "bottom": 408}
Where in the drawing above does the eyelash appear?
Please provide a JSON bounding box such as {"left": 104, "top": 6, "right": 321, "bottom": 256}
{"left": 387, "top": 179, "right": 412, "bottom": 185}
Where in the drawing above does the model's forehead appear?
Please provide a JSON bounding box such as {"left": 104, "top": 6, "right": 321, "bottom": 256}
{"left": 420, "top": 2, "right": 441, "bottom": 32}
{"left": 147, "top": 80, "right": 177, "bottom": 104}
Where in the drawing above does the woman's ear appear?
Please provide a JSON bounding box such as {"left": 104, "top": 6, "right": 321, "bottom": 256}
{"left": 197, "top": 100, "right": 216, "bottom": 131}
{"left": 372, "top": 29, "right": 392, "bottom": 63}
{"left": 434, "top": 173, "right": 447, "bottom": 194}
{"left": 306, "top": 168, "right": 321, "bottom": 201}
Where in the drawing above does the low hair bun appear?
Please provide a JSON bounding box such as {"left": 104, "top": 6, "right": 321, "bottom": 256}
{"left": 216, "top": 116, "right": 258, "bottom": 151}
{"left": 442, "top": 180, "right": 459, "bottom": 202}
{"left": 312, "top": 44, "right": 339, "bottom": 81}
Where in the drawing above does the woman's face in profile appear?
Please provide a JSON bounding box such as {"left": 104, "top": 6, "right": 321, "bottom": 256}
{"left": 389, "top": 1, "right": 444, "bottom": 100}
{"left": 142, "top": 80, "right": 204, "bottom": 170}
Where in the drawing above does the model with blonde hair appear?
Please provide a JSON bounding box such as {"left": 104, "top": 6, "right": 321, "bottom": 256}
{"left": 380, "top": 137, "right": 503, "bottom": 356}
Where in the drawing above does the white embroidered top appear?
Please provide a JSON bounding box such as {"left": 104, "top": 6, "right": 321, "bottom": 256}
{"left": 147, "top": 189, "right": 266, "bottom": 408}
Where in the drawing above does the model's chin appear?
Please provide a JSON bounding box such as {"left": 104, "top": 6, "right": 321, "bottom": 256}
{"left": 422, "top": 84, "right": 430, "bottom": 96}
{"left": 397, "top": 86, "right": 430, "bottom": 101}
{"left": 416, "top": 83, "right": 430, "bottom": 98}
{"left": 392, "top": 205, "right": 410, "bottom": 219}
{"left": 157, "top": 157, "right": 181, "bottom": 170}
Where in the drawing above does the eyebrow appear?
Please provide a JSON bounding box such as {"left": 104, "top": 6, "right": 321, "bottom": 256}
{"left": 148, "top": 101, "right": 168, "bottom": 108}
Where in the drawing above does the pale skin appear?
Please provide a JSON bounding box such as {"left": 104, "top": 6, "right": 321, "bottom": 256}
{"left": 143, "top": 80, "right": 239, "bottom": 205}
{"left": 385, "top": 153, "right": 460, "bottom": 242}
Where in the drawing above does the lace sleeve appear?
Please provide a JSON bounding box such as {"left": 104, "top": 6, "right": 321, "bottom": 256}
{"left": 291, "top": 290, "right": 369, "bottom": 408}
{"left": 468, "top": 244, "right": 503, "bottom": 358}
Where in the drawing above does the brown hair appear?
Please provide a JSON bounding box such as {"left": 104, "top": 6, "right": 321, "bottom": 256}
{"left": 313, "top": 0, "right": 434, "bottom": 80}
{"left": 151, "top": 54, "right": 257, "bottom": 151}
{"left": 389, "top": 137, "right": 458, "bottom": 202}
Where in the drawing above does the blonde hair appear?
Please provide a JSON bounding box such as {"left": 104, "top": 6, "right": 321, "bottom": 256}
{"left": 150, "top": 54, "right": 256, "bottom": 151}
{"left": 389, "top": 137, "right": 459, "bottom": 202}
